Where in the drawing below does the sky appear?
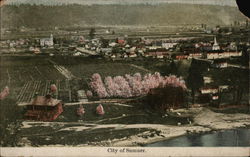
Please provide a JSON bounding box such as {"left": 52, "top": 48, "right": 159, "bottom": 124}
{"left": 6, "top": 0, "right": 237, "bottom": 6}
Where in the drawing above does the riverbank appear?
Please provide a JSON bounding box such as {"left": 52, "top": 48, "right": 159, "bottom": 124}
{"left": 16, "top": 107, "right": 250, "bottom": 147}
{"left": 92, "top": 107, "right": 250, "bottom": 146}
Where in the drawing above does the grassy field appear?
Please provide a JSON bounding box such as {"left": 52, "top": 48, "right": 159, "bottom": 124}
{"left": 0, "top": 56, "right": 150, "bottom": 100}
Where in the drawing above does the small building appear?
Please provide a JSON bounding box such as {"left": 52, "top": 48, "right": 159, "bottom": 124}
{"left": 73, "top": 51, "right": 83, "bottom": 56}
{"left": 118, "top": 39, "right": 125, "bottom": 45}
{"left": 33, "top": 48, "right": 41, "bottom": 54}
{"left": 162, "top": 43, "right": 177, "bottom": 49}
{"left": 145, "top": 51, "right": 169, "bottom": 58}
{"left": 207, "top": 51, "right": 242, "bottom": 60}
{"left": 213, "top": 61, "right": 228, "bottom": 68}
{"left": 175, "top": 55, "right": 189, "bottom": 60}
{"left": 40, "top": 34, "right": 54, "bottom": 47}
{"left": 188, "top": 53, "right": 202, "bottom": 59}
{"left": 23, "top": 95, "right": 63, "bottom": 121}
{"left": 129, "top": 53, "right": 137, "bottom": 58}
{"left": 212, "top": 95, "right": 219, "bottom": 100}
{"left": 203, "top": 76, "right": 213, "bottom": 84}
{"left": 200, "top": 87, "right": 218, "bottom": 94}
{"left": 219, "top": 85, "right": 229, "bottom": 91}
{"left": 207, "top": 51, "right": 220, "bottom": 59}
{"left": 77, "top": 90, "right": 88, "bottom": 102}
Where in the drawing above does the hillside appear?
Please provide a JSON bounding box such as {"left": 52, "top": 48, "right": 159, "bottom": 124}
{"left": 1, "top": 4, "right": 246, "bottom": 29}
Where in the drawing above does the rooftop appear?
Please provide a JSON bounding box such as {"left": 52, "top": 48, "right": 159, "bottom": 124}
{"left": 28, "top": 96, "right": 61, "bottom": 106}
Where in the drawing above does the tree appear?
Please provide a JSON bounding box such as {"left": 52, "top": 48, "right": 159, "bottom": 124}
{"left": 86, "top": 90, "right": 93, "bottom": 97}
{"left": 113, "top": 76, "right": 132, "bottom": 98}
{"left": 126, "top": 73, "right": 143, "bottom": 96}
{"left": 210, "top": 68, "right": 249, "bottom": 105}
{"left": 169, "top": 60, "right": 178, "bottom": 75}
{"left": 96, "top": 104, "right": 105, "bottom": 115}
{"left": 187, "top": 59, "right": 208, "bottom": 104}
{"left": 89, "top": 73, "right": 108, "bottom": 98}
{"left": 89, "top": 73, "right": 187, "bottom": 98}
{"left": 100, "top": 37, "right": 109, "bottom": 48}
{"left": 89, "top": 28, "right": 96, "bottom": 39}
{"left": 146, "top": 85, "right": 187, "bottom": 111}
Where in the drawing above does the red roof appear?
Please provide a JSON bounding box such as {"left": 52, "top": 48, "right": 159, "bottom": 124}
{"left": 176, "top": 55, "right": 188, "bottom": 59}
{"left": 29, "top": 96, "right": 61, "bottom": 106}
{"left": 118, "top": 39, "right": 125, "bottom": 44}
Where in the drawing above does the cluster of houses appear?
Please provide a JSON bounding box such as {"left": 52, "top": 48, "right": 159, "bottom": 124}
{"left": 175, "top": 37, "right": 242, "bottom": 61}
{"left": 0, "top": 38, "right": 31, "bottom": 54}
{"left": 66, "top": 34, "right": 244, "bottom": 62}
{"left": 199, "top": 75, "right": 229, "bottom": 104}
{"left": 0, "top": 34, "right": 55, "bottom": 55}
{"left": 0, "top": 32, "right": 244, "bottom": 63}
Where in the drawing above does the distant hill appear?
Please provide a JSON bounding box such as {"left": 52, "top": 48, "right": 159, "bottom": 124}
{"left": 1, "top": 4, "right": 246, "bottom": 29}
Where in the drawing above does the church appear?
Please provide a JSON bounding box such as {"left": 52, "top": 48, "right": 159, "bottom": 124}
{"left": 212, "top": 36, "right": 220, "bottom": 51}
{"left": 40, "top": 34, "right": 54, "bottom": 47}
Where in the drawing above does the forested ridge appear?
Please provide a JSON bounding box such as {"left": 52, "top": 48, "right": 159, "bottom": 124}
{"left": 1, "top": 3, "right": 245, "bottom": 28}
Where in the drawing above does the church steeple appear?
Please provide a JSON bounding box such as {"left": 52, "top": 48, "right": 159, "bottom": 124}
{"left": 214, "top": 36, "right": 218, "bottom": 45}
{"left": 212, "top": 36, "right": 220, "bottom": 50}
{"left": 50, "top": 34, "right": 54, "bottom": 46}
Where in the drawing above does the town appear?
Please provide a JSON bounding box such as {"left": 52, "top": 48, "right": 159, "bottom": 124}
{"left": 1, "top": 22, "right": 249, "bottom": 107}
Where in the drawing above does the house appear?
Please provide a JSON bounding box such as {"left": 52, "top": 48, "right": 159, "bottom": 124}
{"left": 40, "top": 34, "right": 54, "bottom": 47}
{"left": 212, "top": 95, "right": 219, "bottom": 100}
{"left": 147, "top": 46, "right": 162, "bottom": 50}
{"left": 129, "top": 54, "right": 137, "bottom": 58}
{"left": 100, "top": 48, "right": 112, "bottom": 54}
{"left": 188, "top": 53, "right": 202, "bottom": 59}
{"left": 118, "top": 39, "right": 125, "bottom": 45}
{"left": 207, "top": 52, "right": 218, "bottom": 59}
{"left": 33, "top": 48, "right": 41, "bottom": 54}
{"left": 125, "top": 44, "right": 130, "bottom": 48}
{"left": 203, "top": 76, "right": 213, "bottom": 84}
{"left": 145, "top": 51, "right": 169, "bottom": 58}
{"left": 207, "top": 51, "right": 242, "bottom": 59}
{"left": 219, "top": 85, "right": 229, "bottom": 91}
{"left": 212, "top": 59, "right": 228, "bottom": 68}
{"left": 162, "top": 43, "right": 177, "bottom": 49}
{"left": 130, "top": 47, "right": 137, "bottom": 54}
{"left": 23, "top": 95, "right": 63, "bottom": 121}
{"left": 77, "top": 90, "right": 88, "bottom": 102}
{"left": 226, "top": 51, "right": 242, "bottom": 57}
{"left": 181, "top": 46, "right": 199, "bottom": 53}
{"left": 175, "top": 55, "right": 188, "bottom": 60}
{"left": 73, "top": 52, "right": 83, "bottom": 56}
{"left": 200, "top": 87, "right": 218, "bottom": 94}
{"left": 109, "top": 42, "right": 117, "bottom": 47}
{"left": 200, "top": 44, "right": 212, "bottom": 51}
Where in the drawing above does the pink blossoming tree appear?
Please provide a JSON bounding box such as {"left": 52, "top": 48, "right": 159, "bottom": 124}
{"left": 89, "top": 72, "right": 186, "bottom": 98}
{"left": 89, "top": 73, "right": 108, "bottom": 98}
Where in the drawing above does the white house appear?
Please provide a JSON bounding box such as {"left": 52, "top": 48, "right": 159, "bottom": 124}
{"left": 207, "top": 51, "right": 242, "bottom": 59}
{"left": 200, "top": 87, "right": 218, "bottom": 94}
{"left": 203, "top": 77, "right": 213, "bottom": 84}
{"left": 162, "top": 43, "right": 177, "bottom": 49}
{"left": 73, "top": 52, "right": 83, "bottom": 56}
{"left": 40, "top": 34, "right": 54, "bottom": 47}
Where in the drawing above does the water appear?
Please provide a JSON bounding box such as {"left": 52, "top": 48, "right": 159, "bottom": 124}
{"left": 146, "top": 129, "right": 250, "bottom": 147}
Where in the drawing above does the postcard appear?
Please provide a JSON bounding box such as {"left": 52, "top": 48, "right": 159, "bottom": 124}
{"left": 0, "top": 0, "right": 249, "bottom": 156}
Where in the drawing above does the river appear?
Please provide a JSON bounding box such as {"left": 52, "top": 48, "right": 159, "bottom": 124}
{"left": 146, "top": 128, "right": 250, "bottom": 147}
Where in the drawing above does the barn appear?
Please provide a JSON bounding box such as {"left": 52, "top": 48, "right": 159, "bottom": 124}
{"left": 23, "top": 95, "right": 63, "bottom": 121}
